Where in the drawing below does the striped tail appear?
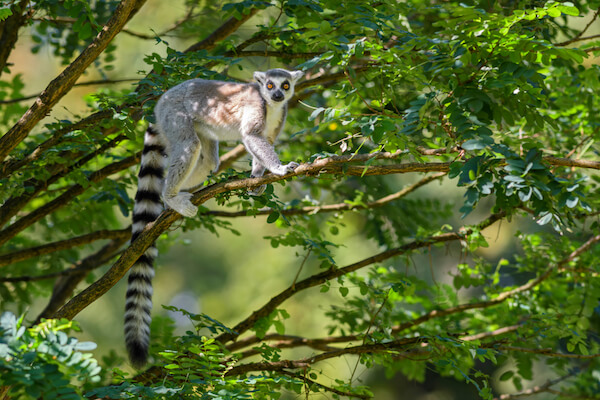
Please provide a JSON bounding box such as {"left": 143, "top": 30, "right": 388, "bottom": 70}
{"left": 125, "top": 126, "right": 167, "bottom": 368}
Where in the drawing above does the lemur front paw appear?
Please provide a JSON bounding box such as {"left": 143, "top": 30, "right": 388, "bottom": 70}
{"left": 163, "top": 192, "right": 197, "bottom": 217}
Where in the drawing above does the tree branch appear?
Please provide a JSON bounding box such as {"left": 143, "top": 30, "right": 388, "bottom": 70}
{"left": 0, "top": 0, "right": 146, "bottom": 162}
{"left": 494, "top": 368, "right": 582, "bottom": 400}
{"left": 207, "top": 172, "right": 446, "bottom": 218}
{"left": 0, "top": 0, "right": 32, "bottom": 78}
{"left": 0, "top": 227, "right": 130, "bottom": 268}
{"left": 225, "top": 337, "right": 424, "bottom": 376}
{"left": 543, "top": 156, "right": 600, "bottom": 170}
{"left": 235, "top": 50, "right": 323, "bottom": 59}
{"left": 278, "top": 370, "right": 371, "bottom": 399}
{"left": 46, "top": 156, "right": 489, "bottom": 322}
{"left": 0, "top": 153, "right": 140, "bottom": 247}
{"left": 34, "top": 235, "right": 129, "bottom": 323}
{"left": 555, "top": 7, "right": 600, "bottom": 47}
{"left": 0, "top": 108, "right": 117, "bottom": 179}
{"left": 222, "top": 231, "right": 598, "bottom": 364}
{"left": 0, "top": 79, "right": 139, "bottom": 105}
{"left": 0, "top": 134, "right": 127, "bottom": 228}
{"left": 215, "top": 211, "right": 506, "bottom": 345}
{"left": 183, "top": 8, "right": 260, "bottom": 53}
{"left": 393, "top": 233, "right": 600, "bottom": 337}
{"left": 493, "top": 345, "right": 600, "bottom": 359}
{"left": 49, "top": 147, "right": 600, "bottom": 322}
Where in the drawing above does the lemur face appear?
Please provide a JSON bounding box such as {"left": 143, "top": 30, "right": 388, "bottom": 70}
{"left": 254, "top": 69, "right": 304, "bottom": 105}
{"left": 264, "top": 76, "right": 291, "bottom": 103}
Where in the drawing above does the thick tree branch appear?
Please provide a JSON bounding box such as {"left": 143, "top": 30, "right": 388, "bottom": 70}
{"left": 51, "top": 149, "right": 600, "bottom": 322}
{"left": 50, "top": 156, "right": 500, "bottom": 322}
{"left": 0, "top": 227, "right": 130, "bottom": 268}
{"left": 0, "top": 0, "right": 146, "bottom": 163}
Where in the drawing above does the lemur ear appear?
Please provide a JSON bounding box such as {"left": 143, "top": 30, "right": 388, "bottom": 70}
{"left": 290, "top": 70, "right": 304, "bottom": 83}
{"left": 253, "top": 71, "right": 266, "bottom": 84}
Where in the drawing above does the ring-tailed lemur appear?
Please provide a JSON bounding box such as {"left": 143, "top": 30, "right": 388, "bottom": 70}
{"left": 126, "top": 68, "right": 303, "bottom": 367}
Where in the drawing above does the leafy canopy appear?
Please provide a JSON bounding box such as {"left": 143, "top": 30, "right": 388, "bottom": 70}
{"left": 0, "top": 0, "right": 599, "bottom": 399}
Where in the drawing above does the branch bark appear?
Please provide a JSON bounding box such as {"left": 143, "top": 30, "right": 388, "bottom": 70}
{"left": 0, "top": 227, "right": 130, "bottom": 268}
{"left": 0, "top": 0, "right": 31, "bottom": 78}
{"left": 0, "top": 134, "right": 126, "bottom": 228}
{"left": 215, "top": 211, "right": 506, "bottom": 344}
{"left": 206, "top": 172, "right": 446, "bottom": 218}
{"left": 0, "top": 0, "right": 146, "bottom": 163}
{"left": 49, "top": 157, "right": 487, "bottom": 321}
{"left": 49, "top": 148, "right": 600, "bottom": 322}
{"left": 0, "top": 153, "right": 140, "bottom": 247}
{"left": 35, "top": 235, "right": 130, "bottom": 323}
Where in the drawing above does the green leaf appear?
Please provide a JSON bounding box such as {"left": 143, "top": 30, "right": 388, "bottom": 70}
{"left": 547, "top": 7, "right": 561, "bottom": 17}
{"left": 557, "top": 4, "right": 579, "bottom": 16}
{"left": 267, "top": 211, "right": 280, "bottom": 223}
{"left": 78, "top": 22, "right": 93, "bottom": 40}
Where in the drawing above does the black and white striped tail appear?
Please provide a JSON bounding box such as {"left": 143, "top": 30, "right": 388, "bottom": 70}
{"left": 125, "top": 126, "right": 167, "bottom": 368}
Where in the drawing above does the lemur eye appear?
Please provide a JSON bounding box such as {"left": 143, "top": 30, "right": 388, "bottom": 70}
{"left": 267, "top": 82, "right": 274, "bottom": 90}
{"left": 282, "top": 82, "right": 290, "bottom": 90}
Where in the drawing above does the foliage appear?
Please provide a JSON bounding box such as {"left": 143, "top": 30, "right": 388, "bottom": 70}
{"left": 1, "top": 0, "right": 600, "bottom": 399}
{"left": 0, "top": 312, "right": 100, "bottom": 399}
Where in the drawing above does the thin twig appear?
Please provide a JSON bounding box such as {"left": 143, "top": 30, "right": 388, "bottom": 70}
{"left": 0, "top": 134, "right": 127, "bottom": 228}
{"left": 0, "top": 227, "right": 130, "bottom": 268}
{"left": 0, "top": 153, "right": 140, "bottom": 247}
{"left": 555, "top": 8, "right": 600, "bottom": 46}
{"left": 278, "top": 370, "right": 371, "bottom": 400}
{"left": 34, "top": 235, "right": 129, "bottom": 323}
{"left": 494, "top": 368, "right": 582, "bottom": 400}
{"left": 0, "top": 79, "right": 139, "bottom": 105}
{"left": 493, "top": 345, "right": 600, "bottom": 359}
{"left": 205, "top": 172, "right": 446, "bottom": 218}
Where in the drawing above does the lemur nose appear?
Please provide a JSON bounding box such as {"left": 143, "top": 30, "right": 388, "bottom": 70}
{"left": 272, "top": 91, "right": 284, "bottom": 101}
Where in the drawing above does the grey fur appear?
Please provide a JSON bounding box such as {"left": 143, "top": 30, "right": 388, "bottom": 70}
{"left": 125, "top": 69, "right": 303, "bottom": 368}
{"left": 157, "top": 68, "right": 303, "bottom": 216}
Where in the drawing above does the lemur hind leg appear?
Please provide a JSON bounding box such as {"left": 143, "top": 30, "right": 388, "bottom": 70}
{"left": 182, "top": 136, "right": 219, "bottom": 191}
{"left": 161, "top": 117, "right": 202, "bottom": 217}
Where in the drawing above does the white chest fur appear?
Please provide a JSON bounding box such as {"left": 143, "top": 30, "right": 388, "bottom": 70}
{"left": 264, "top": 104, "right": 285, "bottom": 143}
